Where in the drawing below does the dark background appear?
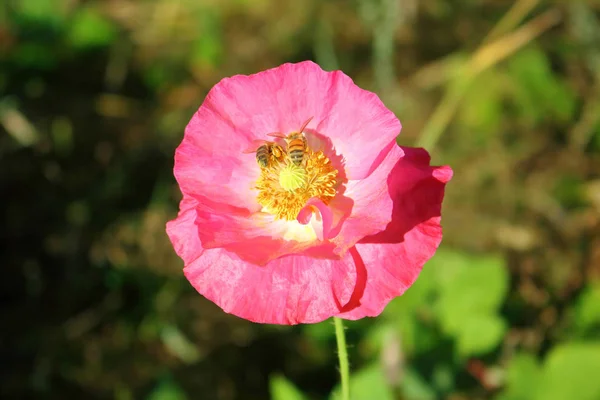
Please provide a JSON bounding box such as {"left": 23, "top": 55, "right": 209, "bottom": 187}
{"left": 2, "top": 0, "right": 600, "bottom": 399}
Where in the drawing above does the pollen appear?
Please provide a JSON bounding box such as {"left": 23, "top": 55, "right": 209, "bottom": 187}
{"left": 255, "top": 149, "right": 339, "bottom": 220}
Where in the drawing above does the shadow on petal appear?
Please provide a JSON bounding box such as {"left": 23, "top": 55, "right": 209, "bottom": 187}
{"left": 305, "top": 127, "right": 348, "bottom": 191}
{"left": 360, "top": 147, "right": 451, "bottom": 245}
{"left": 333, "top": 246, "right": 368, "bottom": 313}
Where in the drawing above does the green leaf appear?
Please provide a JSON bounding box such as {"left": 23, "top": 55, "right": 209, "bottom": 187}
{"left": 458, "top": 68, "right": 504, "bottom": 141}
{"left": 146, "top": 378, "right": 188, "bottom": 400}
{"left": 573, "top": 283, "right": 600, "bottom": 334}
{"left": 330, "top": 364, "right": 394, "bottom": 400}
{"left": 68, "top": 7, "right": 117, "bottom": 49}
{"left": 426, "top": 248, "right": 471, "bottom": 289}
{"left": 270, "top": 375, "right": 307, "bottom": 400}
{"left": 12, "top": 43, "right": 58, "bottom": 69}
{"left": 362, "top": 322, "right": 396, "bottom": 355}
{"left": 15, "top": 0, "right": 65, "bottom": 26}
{"left": 191, "top": 35, "right": 222, "bottom": 68}
{"left": 401, "top": 368, "right": 436, "bottom": 400}
{"left": 435, "top": 252, "right": 508, "bottom": 335}
{"left": 533, "top": 343, "right": 600, "bottom": 400}
{"left": 189, "top": 11, "right": 223, "bottom": 67}
{"left": 378, "top": 309, "right": 437, "bottom": 356}
{"left": 455, "top": 314, "right": 507, "bottom": 357}
{"left": 143, "top": 64, "right": 170, "bottom": 91}
{"left": 553, "top": 175, "right": 586, "bottom": 210}
{"left": 427, "top": 250, "right": 509, "bottom": 357}
{"left": 507, "top": 46, "right": 576, "bottom": 124}
{"left": 303, "top": 320, "right": 334, "bottom": 342}
{"left": 500, "top": 353, "right": 541, "bottom": 400}
{"left": 432, "top": 364, "right": 455, "bottom": 394}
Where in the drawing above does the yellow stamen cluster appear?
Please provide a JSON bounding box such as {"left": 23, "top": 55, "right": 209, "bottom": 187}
{"left": 255, "top": 149, "right": 338, "bottom": 220}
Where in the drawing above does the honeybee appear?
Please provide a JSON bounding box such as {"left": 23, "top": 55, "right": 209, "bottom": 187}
{"left": 244, "top": 140, "right": 286, "bottom": 168}
{"left": 268, "top": 117, "right": 313, "bottom": 166}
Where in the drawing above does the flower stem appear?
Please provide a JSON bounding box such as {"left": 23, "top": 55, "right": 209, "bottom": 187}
{"left": 334, "top": 317, "right": 350, "bottom": 400}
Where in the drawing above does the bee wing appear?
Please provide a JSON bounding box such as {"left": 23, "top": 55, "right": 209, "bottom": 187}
{"left": 242, "top": 139, "right": 268, "bottom": 153}
{"left": 266, "top": 132, "right": 287, "bottom": 139}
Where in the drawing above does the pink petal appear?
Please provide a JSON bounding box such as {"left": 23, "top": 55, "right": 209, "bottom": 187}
{"left": 329, "top": 145, "right": 404, "bottom": 254}
{"left": 165, "top": 196, "right": 203, "bottom": 265}
{"left": 181, "top": 61, "right": 401, "bottom": 189}
{"left": 335, "top": 147, "right": 453, "bottom": 319}
{"left": 173, "top": 113, "right": 261, "bottom": 212}
{"left": 183, "top": 247, "right": 361, "bottom": 324}
{"left": 195, "top": 205, "right": 337, "bottom": 265}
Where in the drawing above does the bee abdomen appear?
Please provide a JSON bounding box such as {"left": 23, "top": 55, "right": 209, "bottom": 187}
{"left": 256, "top": 145, "right": 269, "bottom": 168}
{"left": 287, "top": 136, "right": 306, "bottom": 165}
{"left": 288, "top": 149, "right": 304, "bottom": 165}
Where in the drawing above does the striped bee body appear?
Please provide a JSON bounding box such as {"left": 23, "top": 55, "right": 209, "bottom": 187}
{"left": 285, "top": 133, "right": 307, "bottom": 166}
{"left": 255, "top": 144, "right": 271, "bottom": 168}
{"left": 245, "top": 141, "right": 286, "bottom": 169}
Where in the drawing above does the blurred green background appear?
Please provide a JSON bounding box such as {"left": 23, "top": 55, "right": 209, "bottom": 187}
{"left": 2, "top": 0, "right": 600, "bottom": 399}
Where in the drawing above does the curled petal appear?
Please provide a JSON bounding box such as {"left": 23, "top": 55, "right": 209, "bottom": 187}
{"left": 297, "top": 197, "right": 334, "bottom": 241}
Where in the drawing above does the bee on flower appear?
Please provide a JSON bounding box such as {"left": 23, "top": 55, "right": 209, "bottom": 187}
{"left": 244, "top": 140, "right": 286, "bottom": 169}
{"left": 267, "top": 117, "right": 312, "bottom": 167}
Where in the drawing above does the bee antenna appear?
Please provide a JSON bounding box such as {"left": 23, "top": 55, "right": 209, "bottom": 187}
{"left": 299, "top": 116, "right": 313, "bottom": 133}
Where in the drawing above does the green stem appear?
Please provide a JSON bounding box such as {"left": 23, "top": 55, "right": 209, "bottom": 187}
{"left": 334, "top": 317, "right": 350, "bottom": 400}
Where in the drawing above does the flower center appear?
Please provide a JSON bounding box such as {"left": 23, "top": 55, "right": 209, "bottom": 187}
{"left": 278, "top": 163, "right": 306, "bottom": 191}
{"left": 254, "top": 147, "right": 338, "bottom": 220}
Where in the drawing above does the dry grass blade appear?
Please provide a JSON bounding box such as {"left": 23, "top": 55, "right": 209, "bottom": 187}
{"left": 411, "top": 0, "right": 547, "bottom": 90}
{"left": 417, "top": 8, "right": 562, "bottom": 151}
{"left": 482, "top": 0, "right": 542, "bottom": 44}
{"left": 0, "top": 101, "right": 39, "bottom": 147}
{"left": 569, "top": 89, "right": 600, "bottom": 151}
{"left": 468, "top": 8, "right": 562, "bottom": 75}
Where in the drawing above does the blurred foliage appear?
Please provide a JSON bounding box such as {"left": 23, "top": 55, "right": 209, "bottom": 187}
{"left": 1, "top": 0, "right": 600, "bottom": 399}
{"left": 270, "top": 375, "right": 307, "bottom": 400}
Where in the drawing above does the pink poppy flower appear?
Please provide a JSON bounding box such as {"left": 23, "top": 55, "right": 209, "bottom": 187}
{"left": 166, "top": 61, "right": 452, "bottom": 325}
